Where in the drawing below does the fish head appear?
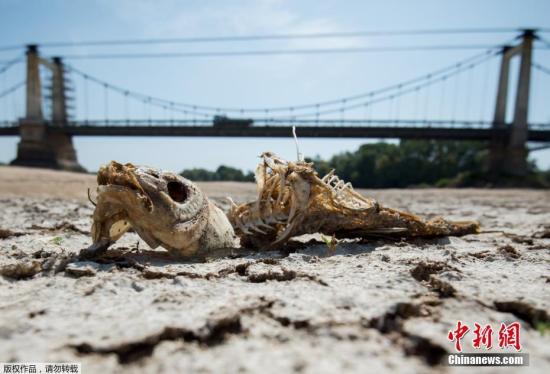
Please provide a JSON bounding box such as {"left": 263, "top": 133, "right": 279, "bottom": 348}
{"left": 88, "top": 161, "right": 234, "bottom": 257}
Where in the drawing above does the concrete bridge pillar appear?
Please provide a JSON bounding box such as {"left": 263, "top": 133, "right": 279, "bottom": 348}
{"left": 507, "top": 29, "right": 534, "bottom": 174}
{"left": 25, "top": 45, "right": 43, "bottom": 121}
{"left": 489, "top": 45, "right": 511, "bottom": 176}
{"left": 489, "top": 30, "right": 535, "bottom": 177}
{"left": 51, "top": 57, "right": 69, "bottom": 124}
{"left": 11, "top": 47, "right": 84, "bottom": 171}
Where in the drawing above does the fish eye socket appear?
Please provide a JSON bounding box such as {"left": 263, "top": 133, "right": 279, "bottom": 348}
{"left": 167, "top": 181, "right": 188, "bottom": 203}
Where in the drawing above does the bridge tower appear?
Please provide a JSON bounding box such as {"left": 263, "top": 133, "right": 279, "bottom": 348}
{"left": 490, "top": 29, "right": 535, "bottom": 176}
{"left": 11, "top": 46, "right": 84, "bottom": 171}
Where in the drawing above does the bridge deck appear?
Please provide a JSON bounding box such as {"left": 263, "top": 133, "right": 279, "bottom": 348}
{"left": 1, "top": 124, "right": 549, "bottom": 141}
{"left": 57, "top": 125, "right": 511, "bottom": 140}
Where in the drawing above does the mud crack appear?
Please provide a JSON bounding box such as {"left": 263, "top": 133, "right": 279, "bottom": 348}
{"left": 494, "top": 301, "right": 549, "bottom": 328}
{"left": 410, "top": 261, "right": 456, "bottom": 282}
{"left": 497, "top": 245, "right": 521, "bottom": 260}
{"left": 119, "top": 257, "right": 328, "bottom": 286}
{"left": 368, "top": 301, "right": 447, "bottom": 366}
{"left": 0, "top": 261, "right": 42, "bottom": 280}
{"left": 72, "top": 299, "right": 273, "bottom": 364}
{"left": 427, "top": 277, "right": 456, "bottom": 298}
{"left": 0, "top": 248, "right": 80, "bottom": 280}
{"left": 0, "top": 228, "right": 26, "bottom": 239}
{"left": 410, "top": 261, "right": 459, "bottom": 298}
{"left": 503, "top": 232, "right": 534, "bottom": 245}
{"left": 243, "top": 261, "right": 328, "bottom": 286}
{"left": 30, "top": 221, "right": 89, "bottom": 235}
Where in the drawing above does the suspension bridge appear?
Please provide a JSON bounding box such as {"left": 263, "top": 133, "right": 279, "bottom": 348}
{"left": 1, "top": 28, "right": 549, "bottom": 175}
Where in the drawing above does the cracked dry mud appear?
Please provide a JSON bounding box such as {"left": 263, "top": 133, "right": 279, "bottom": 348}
{"left": 0, "top": 167, "right": 549, "bottom": 373}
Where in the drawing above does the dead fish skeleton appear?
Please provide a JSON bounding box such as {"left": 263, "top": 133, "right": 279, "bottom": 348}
{"left": 85, "top": 156, "right": 479, "bottom": 257}
{"left": 227, "top": 152, "right": 480, "bottom": 249}
{"left": 83, "top": 161, "right": 236, "bottom": 258}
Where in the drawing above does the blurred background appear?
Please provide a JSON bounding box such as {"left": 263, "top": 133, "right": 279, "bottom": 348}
{"left": 1, "top": 0, "right": 549, "bottom": 186}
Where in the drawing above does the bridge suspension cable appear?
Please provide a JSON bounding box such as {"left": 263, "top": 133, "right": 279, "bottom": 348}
{"left": 533, "top": 62, "right": 550, "bottom": 76}
{"left": 0, "top": 55, "right": 24, "bottom": 75}
{"left": 0, "top": 80, "right": 25, "bottom": 99}
{"left": 0, "top": 80, "right": 25, "bottom": 125}
{"left": 0, "top": 27, "right": 532, "bottom": 53}
{"left": 266, "top": 51, "right": 498, "bottom": 120}
{"left": 66, "top": 46, "right": 501, "bottom": 120}
{"left": 53, "top": 44, "right": 501, "bottom": 61}
{"left": 68, "top": 55, "right": 498, "bottom": 125}
{"left": 536, "top": 37, "right": 550, "bottom": 50}
{"left": 479, "top": 53, "right": 492, "bottom": 121}
{"left": 531, "top": 61, "right": 550, "bottom": 126}
{"left": 69, "top": 66, "right": 215, "bottom": 120}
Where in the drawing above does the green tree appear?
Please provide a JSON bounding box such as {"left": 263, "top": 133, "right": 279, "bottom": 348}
{"left": 180, "top": 168, "right": 217, "bottom": 181}
{"left": 180, "top": 165, "right": 254, "bottom": 182}
{"left": 181, "top": 140, "right": 547, "bottom": 187}
{"left": 310, "top": 140, "right": 490, "bottom": 188}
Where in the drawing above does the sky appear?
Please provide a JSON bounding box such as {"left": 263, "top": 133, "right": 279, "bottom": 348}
{"left": 0, "top": 0, "right": 549, "bottom": 173}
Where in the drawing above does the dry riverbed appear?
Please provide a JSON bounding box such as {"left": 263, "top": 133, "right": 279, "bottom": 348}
{"left": 0, "top": 166, "right": 549, "bottom": 373}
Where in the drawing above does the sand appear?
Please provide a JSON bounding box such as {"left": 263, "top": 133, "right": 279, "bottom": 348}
{"left": 0, "top": 166, "right": 549, "bottom": 373}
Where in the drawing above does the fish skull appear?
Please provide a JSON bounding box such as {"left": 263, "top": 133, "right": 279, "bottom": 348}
{"left": 87, "top": 161, "right": 236, "bottom": 257}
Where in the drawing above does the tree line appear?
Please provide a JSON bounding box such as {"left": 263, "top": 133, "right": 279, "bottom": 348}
{"left": 180, "top": 165, "right": 254, "bottom": 182}
{"left": 179, "top": 140, "right": 549, "bottom": 188}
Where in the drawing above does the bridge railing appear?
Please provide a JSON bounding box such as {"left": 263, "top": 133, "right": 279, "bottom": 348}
{"left": 1, "top": 118, "right": 548, "bottom": 130}
{"left": 58, "top": 118, "right": 550, "bottom": 130}
{"left": 254, "top": 119, "right": 495, "bottom": 129}
{"left": 0, "top": 120, "right": 18, "bottom": 128}
{"left": 529, "top": 122, "right": 550, "bottom": 130}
